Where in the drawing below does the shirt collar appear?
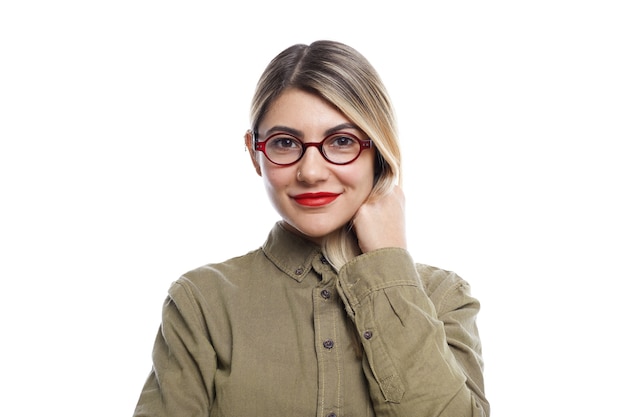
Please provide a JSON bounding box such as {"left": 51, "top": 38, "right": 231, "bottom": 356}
{"left": 262, "top": 222, "right": 322, "bottom": 282}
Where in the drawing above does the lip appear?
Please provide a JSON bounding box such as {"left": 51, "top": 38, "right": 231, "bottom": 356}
{"left": 292, "top": 192, "right": 340, "bottom": 207}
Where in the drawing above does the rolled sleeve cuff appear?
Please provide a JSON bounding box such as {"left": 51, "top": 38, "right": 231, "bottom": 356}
{"left": 338, "top": 247, "right": 422, "bottom": 311}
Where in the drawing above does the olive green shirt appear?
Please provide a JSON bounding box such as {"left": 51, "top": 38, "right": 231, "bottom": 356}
{"left": 133, "top": 222, "right": 489, "bottom": 416}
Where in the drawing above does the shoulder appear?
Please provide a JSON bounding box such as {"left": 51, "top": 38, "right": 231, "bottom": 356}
{"left": 415, "top": 263, "right": 478, "bottom": 313}
{"left": 169, "top": 248, "right": 266, "bottom": 297}
{"left": 163, "top": 247, "right": 269, "bottom": 320}
{"left": 185, "top": 248, "right": 265, "bottom": 280}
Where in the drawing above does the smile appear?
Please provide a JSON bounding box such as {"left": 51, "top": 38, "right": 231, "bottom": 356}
{"left": 292, "top": 192, "right": 340, "bottom": 207}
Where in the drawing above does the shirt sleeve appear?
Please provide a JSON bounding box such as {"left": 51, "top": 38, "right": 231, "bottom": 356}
{"left": 133, "top": 279, "right": 216, "bottom": 417}
{"left": 336, "top": 248, "right": 490, "bottom": 417}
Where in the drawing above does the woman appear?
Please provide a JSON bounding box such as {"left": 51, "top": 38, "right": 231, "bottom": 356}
{"left": 133, "top": 40, "right": 489, "bottom": 417}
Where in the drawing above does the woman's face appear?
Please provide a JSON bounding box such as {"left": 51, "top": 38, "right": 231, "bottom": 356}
{"left": 248, "top": 88, "right": 376, "bottom": 244}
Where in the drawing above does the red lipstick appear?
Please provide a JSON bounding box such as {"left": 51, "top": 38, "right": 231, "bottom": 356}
{"left": 293, "top": 192, "right": 340, "bottom": 207}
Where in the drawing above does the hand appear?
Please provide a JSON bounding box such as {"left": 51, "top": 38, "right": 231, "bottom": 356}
{"left": 352, "top": 185, "right": 407, "bottom": 253}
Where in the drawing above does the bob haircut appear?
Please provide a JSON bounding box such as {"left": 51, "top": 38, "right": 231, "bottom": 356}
{"left": 249, "top": 40, "right": 402, "bottom": 268}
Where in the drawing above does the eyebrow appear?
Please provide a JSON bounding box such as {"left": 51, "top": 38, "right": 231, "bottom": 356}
{"left": 324, "top": 123, "right": 361, "bottom": 136}
{"left": 264, "top": 123, "right": 362, "bottom": 138}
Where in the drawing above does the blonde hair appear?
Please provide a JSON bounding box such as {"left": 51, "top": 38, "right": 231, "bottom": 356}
{"left": 250, "top": 40, "right": 402, "bottom": 269}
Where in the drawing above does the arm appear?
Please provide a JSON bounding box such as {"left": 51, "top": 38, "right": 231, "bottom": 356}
{"left": 336, "top": 249, "right": 489, "bottom": 416}
{"left": 341, "top": 186, "right": 489, "bottom": 416}
{"left": 133, "top": 280, "right": 216, "bottom": 417}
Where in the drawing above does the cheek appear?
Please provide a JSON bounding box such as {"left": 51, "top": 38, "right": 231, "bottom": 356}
{"left": 262, "top": 165, "right": 292, "bottom": 191}
{"left": 344, "top": 159, "right": 376, "bottom": 192}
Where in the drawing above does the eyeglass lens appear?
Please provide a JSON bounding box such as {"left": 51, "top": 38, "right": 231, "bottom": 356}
{"left": 261, "top": 133, "right": 370, "bottom": 165}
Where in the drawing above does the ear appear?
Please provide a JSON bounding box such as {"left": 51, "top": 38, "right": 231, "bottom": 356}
{"left": 244, "top": 130, "right": 262, "bottom": 176}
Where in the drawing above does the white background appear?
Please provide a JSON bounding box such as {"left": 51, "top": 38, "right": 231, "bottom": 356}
{"left": 1, "top": 1, "right": 624, "bottom": 415}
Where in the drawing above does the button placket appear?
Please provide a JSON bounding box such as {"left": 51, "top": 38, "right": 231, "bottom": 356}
{"left": 311, "top": 253, "right": 344, "bottom": 414}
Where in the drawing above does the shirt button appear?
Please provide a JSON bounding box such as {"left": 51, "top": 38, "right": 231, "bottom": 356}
{"left": 323, "top": 339, "right": 334, "bottom": 349}
{"left": 363, "top": 330, "right": 373, "bottom": 340}
{"left": 295, "top": 267, "right": 304, "bottom": 275}
{"left": 320, "top": 289, "right": 331, "bottom": 299}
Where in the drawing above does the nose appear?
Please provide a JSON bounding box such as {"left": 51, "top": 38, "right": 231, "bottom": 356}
{"left": 296, "top": 146, "right": 330, "bottom": 183}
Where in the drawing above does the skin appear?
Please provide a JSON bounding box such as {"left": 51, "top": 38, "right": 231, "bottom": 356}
{"left": 245, "top": 88, "right": 406, "bottom": 253}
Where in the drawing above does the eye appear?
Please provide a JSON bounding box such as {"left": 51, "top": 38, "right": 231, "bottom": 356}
{"left": 267, "top": 135, "right": 302, "bottom": 152}
{"left": 326, "top": 134, "right": 358, "bottom": 149}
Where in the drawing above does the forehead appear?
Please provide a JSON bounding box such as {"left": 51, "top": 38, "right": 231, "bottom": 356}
{"left": 259, "top": 89, "right": 353, "bottom": 136}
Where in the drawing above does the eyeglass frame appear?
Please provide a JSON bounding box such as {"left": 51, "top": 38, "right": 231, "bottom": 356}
{"left": 253, "top": 131, "right": 374, "bottom": 166}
